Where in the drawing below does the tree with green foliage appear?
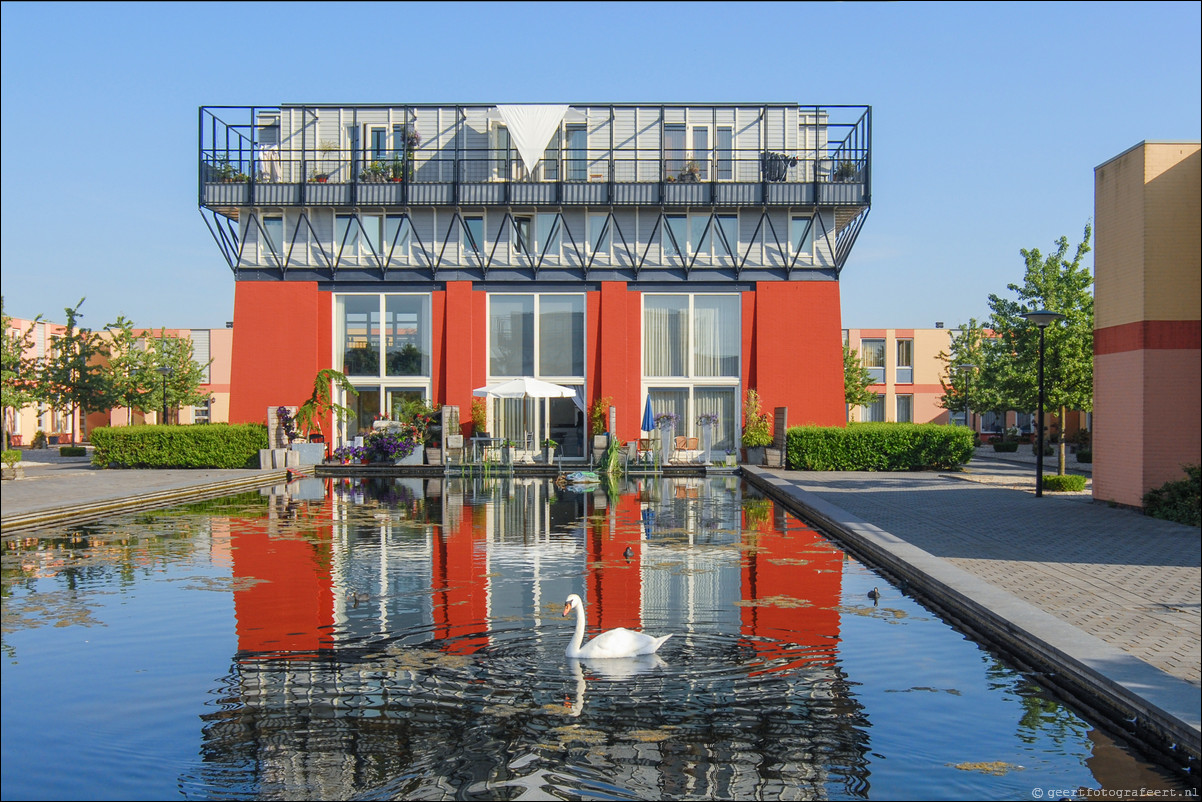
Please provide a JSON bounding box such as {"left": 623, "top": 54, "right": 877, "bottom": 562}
{"left": 985, "top": 224, "right": 1094, "bottom": 474}
{"left": 936, "top": 319, "right": 1007, "bottom": 433}
{"left": 843, "top": 344, "right": 877, "bottom": 421}
{"left": 103, "top": 316, "right": 155, "bottom": 425}
{"left": 143, "top": 329, "right": 212, "bottom": 423}
{"left": 35, "top": 299, "right": 114, "bottom": 444}
{"left": 2, "top": 298, "right": 39, "bottom": 450}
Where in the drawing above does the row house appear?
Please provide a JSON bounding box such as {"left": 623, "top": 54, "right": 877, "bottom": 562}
{"left": 199, "top": 103, "right": 872, "bottom": 456}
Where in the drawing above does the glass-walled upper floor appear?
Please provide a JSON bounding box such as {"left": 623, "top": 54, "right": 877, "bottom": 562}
{"left": 200, "top": 103, "right": 870, "bottom": 211}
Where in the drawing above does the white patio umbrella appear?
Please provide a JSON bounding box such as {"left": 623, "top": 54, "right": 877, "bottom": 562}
{"left": 473, "top": 378, "right": 580, "bottom": 449}
{"left": 472, "top": 377, "right": 578, "bottom": 399}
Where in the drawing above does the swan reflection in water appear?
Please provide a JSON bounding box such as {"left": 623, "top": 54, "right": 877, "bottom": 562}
{"left": 564, "top": 654, "right": 668, "bottom": 717}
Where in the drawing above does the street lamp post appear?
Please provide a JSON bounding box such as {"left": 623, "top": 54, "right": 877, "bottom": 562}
{"left": 1022, "top": 311, "right": 1064, "bottom": 497}
{"left": 958, "top": 363, "right": 977, "bottom": 434}
{"left": 155, "top": 365, "right": 173, "bottom": 424}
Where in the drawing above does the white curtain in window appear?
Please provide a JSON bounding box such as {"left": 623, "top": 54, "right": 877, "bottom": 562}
{"left": 695, "top": 388, "right": 736, "bottom": 451}
{"left": 644, "top": 297, "right": 688, "bottom": 376}
{"left": 693, "top": 296, "right": 739, "bottom": 377}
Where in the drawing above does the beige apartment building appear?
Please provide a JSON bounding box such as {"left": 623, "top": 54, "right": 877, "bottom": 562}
{"left": 2, "top": 318, "right": 233, "bottom": 446}
{"left": 1093, "top": 141, "right": 1201, "bottom": 508}
{"left": 843, "top": 327, "right": 957, "bottom": 425}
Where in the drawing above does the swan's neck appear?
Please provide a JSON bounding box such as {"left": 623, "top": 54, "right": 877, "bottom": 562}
{"left": 568, "top": 602, "right": 586, "bottom": 657}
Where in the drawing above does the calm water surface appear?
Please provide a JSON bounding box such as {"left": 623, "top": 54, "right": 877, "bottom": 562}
{"left": 0, "top": 476, "right": 1185, "bottom": 800}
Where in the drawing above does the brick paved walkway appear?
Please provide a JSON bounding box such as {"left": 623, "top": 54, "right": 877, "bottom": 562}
{"left": 755, "top": 460, "right": 1199, "bottom": 687}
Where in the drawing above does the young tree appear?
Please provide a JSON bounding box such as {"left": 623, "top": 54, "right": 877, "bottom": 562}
{"left": 143, "top": 330, "right": 212, "bottom": 423}
{"left": 843, "top": 344, "right": 877, "bottom": 422}
{"left": 104, "top": 316, "right": 155, "bottom": 425}
{"left": 2, "top": 298, "right": 40, "bottom": 450}
{"left": 985, "top": 224, "right": 1093, "bottom": 474}
{"left": 937, "top": 319, "right": 998, "bottom": 432}
{"left": 36, "top": 299, "right": 113, "bottom": 444}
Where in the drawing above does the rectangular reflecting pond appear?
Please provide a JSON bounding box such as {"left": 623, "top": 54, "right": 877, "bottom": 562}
{"left": 0, "top": 476, "right": 1186, "bottom": 800}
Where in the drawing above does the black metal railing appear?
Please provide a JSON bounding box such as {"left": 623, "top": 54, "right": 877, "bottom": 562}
{"left": 200, "top": 104, "right": 870, "bottom": 209}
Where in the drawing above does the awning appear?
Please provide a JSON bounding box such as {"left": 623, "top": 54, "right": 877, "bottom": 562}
{"left": 495, "top": 104, "right": 570, "bottom": 176}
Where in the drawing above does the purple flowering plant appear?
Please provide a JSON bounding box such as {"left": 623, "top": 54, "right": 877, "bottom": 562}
{"left": 365, "top": 425, "right": 419, "bottom": 462}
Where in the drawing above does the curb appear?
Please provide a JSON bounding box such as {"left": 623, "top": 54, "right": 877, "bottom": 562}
{"left": 742, "top": 466, "right": 1200, "bottom": 772}
{"left": 0, "top": 467, "right": 312, "bottom": 534}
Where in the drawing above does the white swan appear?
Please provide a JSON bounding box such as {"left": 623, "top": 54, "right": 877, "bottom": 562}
{"left": 562, "top": 593, "right": 671, "bottom": 659}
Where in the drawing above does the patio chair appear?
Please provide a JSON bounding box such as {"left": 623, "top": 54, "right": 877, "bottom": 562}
{"left": 671, "top": 436, "right": 688, "bottom": 463}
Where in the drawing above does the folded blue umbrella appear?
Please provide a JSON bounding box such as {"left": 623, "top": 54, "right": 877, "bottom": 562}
{"left": 641, "top": 396, "right": 654, "bottom": 433}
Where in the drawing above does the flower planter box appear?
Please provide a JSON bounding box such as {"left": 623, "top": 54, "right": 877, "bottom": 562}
{"left": 259, "top": 448, "right": 300, "bottom": 469}
{"left": 394, "top": 445, "right": 424, "bottom": 466}
{"left": 290, "top": 442, "right": 326, "bottom": 466}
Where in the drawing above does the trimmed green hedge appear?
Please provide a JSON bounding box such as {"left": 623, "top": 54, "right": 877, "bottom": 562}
{"left": 786, "top": 423, "right": 974, "bottom": 471}
{"left": 1075, "top": 448, "right": 1092, "bottom": 463}
{"left": 1041, "top": 474, "right": 1087, "bottom": 492}
{"left": 992, "top": 441, "right": 1019, "bottom": 453}
{"left": 90, "top": 424, "right": 269, "bottom": 469}
{"left": 1143, "top": 465, "right": 1200, "bottom": 527}
{"left": 59, "top": 446, "right": 86, "bottom": 457}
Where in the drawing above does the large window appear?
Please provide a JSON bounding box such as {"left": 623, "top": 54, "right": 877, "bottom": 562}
{"left": 644, "top": 293, "right": 741, "bottom": 450}
{"left": 489, "top": 294, "right": 584, "bottom": 379}
{"left": 896, "top": 394, "right": 913, "bottom": 423}
{"left": 487, "top": 293, "right": 587, "bottom": 456}
{"left": 861, "top": 339, "right": 885, "bottom": 383}
{"left": 337, "top": 294, "right": 431, "bottom": 379}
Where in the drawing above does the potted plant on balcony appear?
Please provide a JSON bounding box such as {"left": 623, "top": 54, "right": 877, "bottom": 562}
{"left": 741, "top": 388, "right": 773, "bottom": 465}
{"left": 359, "top": 160, "right": 389, "bottom": 183}
{"left": 390, "top": 158, "right": 405, "bottom": 182}
{"left": 541, "top": 437, "right": 559, "bottom": 464}
{"left": 833, "top": 160, "right": 860, "bottom": 182}
{"left": 678, "top": 161, "right": 701, "bottom": 183}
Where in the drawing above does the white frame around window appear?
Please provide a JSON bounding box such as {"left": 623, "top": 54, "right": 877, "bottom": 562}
{"left": 335, "top": 293, "right": 432, "bottom": 380}
{"left": 861, "top": 338, "right": 885, "bottom": 383}
{"left": 861, "top": 394, "right": 886, "bottom": 422}
{"left": 896, "top": 339, "right": 914, "bottom": 384}
{"left": 262, "top": 215, "right": 283, "bottom": 261}
{"left": 715, "top": 125, "right": 734, "bottom": 181}
{"left": 790, "top": 215, "right": 815, "bottom": 259}
{"left": 588, "top": 212, "right": 611, "bottom": 260}
{"left": 464, "top": 215, "right": 485, "bottom": 257}
{"left": 664, "top": 213, "right": 738, "bottom": 261}
{"left": 644, "top": 294, "right": 735, "bottom": 382}
{"left": 512, "top": 215, "right": 533, "bottom": 257}
{"left": 486, "top": 292, "right": 587, "bottom": 382}
{"left": 565, "top": 124, "right": 587, "bottom": 181}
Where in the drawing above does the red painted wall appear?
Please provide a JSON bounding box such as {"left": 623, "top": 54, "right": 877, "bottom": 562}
{"left": 750, "top": 282, "right": 845, "bottom": 427}
{"left": 596, "top": 282, "right": 642, "bottom": 441}
{"left": 229, "top": 281, "right": 331, "bottom": 426}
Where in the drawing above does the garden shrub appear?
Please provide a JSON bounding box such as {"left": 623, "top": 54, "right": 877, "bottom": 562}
{"left": 1142, "top": 465, "right": 1201, "bottom": 527}
{"left": 1, "top": 449, "right": 20, "bottom": 467}
{"left": 1041, "top": 474, "right": 1087, "bottom": 492}
{"left": 992, "top": 441, "right": 1019, "bottom": 453}
{"left": 786, "top": 423, "right": 974, "bottom": 471}
{"left": 59, "top": 446, "right": 87, "bottom": 457}
{"left": 1075, "top": 448, "right": 1092, "bottom": 463}
{"left": 90, "top": 423, "right": 269, "bottom": 469}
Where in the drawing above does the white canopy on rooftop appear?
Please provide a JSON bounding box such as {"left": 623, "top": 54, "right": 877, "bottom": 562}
{"left": 495, "top": 104, "right": 570, "bottom": 176}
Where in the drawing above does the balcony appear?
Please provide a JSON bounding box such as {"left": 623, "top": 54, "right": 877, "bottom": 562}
{"left": 199, "top": 103, "right": 870, "bottom": 220}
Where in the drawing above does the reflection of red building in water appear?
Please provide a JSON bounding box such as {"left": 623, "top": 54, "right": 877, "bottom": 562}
{"left": 225, "top": 478, "right": 842, "bottom": 676}
{"left": 740, "top": 506, "right": 843, "bottom": 673}
{"left": 230, "top": 487, "right": 337, "bottom": 658}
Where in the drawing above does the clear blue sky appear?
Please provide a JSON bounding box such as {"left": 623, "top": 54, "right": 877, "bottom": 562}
{"left": 2, "top": 1, "right": 1198, "bottom": 331}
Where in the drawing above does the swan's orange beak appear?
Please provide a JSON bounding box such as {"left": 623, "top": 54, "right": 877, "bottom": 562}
{"left": 562, "top": 601, "right": 571, "bottom": 617}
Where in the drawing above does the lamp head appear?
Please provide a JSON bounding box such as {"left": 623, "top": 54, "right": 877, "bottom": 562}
{"left": 1022, "top": 310, "right": 1065, "bottom": 328}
